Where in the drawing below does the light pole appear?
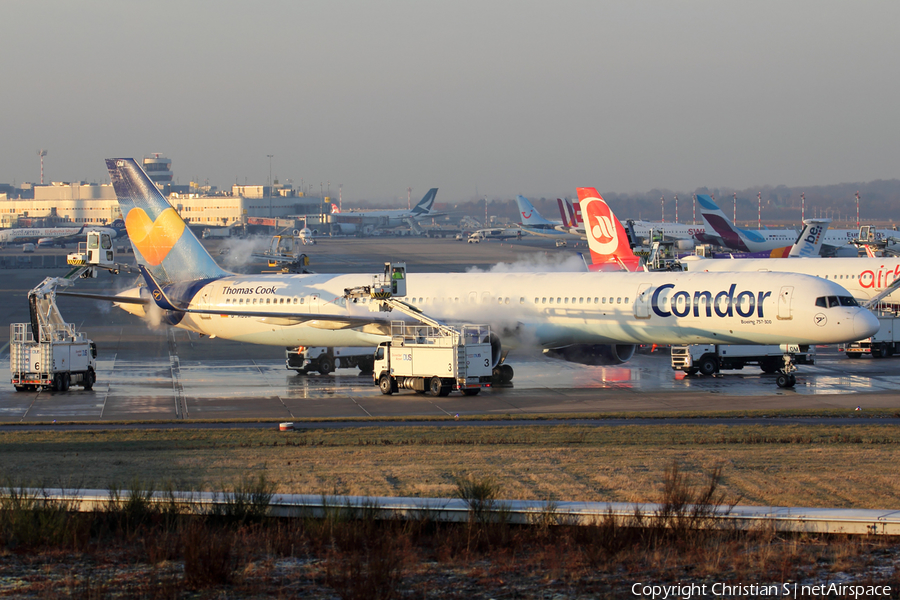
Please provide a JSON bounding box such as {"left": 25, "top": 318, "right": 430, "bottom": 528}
{"left": 266, "top": 155, "right": 273, "bottom": 191}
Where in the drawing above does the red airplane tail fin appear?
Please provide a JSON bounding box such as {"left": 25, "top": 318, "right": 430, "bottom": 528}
{"left": 577, "top": 187, "right": 642, "bottom": 272}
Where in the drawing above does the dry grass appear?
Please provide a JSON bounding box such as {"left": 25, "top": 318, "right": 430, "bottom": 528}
{"left": 0, "top": 467, "right": 896, "bottom": 598}
{"left": 1, "top": 423, "right": 899, "bottom": 509}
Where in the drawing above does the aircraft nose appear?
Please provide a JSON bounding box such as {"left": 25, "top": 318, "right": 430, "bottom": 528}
{"left": 854, "top": 310, "right": 881, "bottom": 339}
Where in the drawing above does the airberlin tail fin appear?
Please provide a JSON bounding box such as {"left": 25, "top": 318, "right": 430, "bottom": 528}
{"left": 577, "top": 187, "right": 642, "bottom": 272}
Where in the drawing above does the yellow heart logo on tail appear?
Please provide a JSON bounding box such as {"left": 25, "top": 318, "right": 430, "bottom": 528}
{"left": 125, "top": 207, "right": 186, "bottom": 266}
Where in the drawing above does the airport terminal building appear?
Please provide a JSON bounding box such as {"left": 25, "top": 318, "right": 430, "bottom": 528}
{"left": 0, "top": 182, "right": 331, "bottom": 230}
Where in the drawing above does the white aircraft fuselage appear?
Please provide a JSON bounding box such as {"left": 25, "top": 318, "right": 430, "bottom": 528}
{"left": 116, "top": 270, "right": 878, "bottom": 349}
{"left": 682, "top": 255, "right": 900, "bottom": 304}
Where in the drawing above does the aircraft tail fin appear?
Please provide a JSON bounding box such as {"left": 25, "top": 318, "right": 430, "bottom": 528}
{"left": 110, "top": 218, "right": 127, "bottom": 237}
{"left": 577, "top": 187, "right": 642, "bottom": 272}
{"left": 411, "top": 188, "right": 439, "bottom": 215}
{"left": 556, "top": 198, "right": 572, "bottom": 228}
{"left": 516, "top": 196, "right": 554, "bottom": 226}
{"left": 695, "top": 194, "right": 756, "bottom": 252}
{"left": 565, "top": 198, "right": 579, "bottom": 226}
{"left": 105, "top": 158, "right": 229, "bottom": 286}
{"left": 789, "top": 218, "right": 831, "bottom": 258}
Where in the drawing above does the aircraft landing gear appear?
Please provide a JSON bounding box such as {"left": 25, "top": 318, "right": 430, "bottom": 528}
{"left": 776, "top": 352, "right": 798, "bottom": 389}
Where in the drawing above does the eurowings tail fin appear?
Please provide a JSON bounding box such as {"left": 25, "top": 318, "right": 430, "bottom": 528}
{"left": 410, "top": 188, "right": 439, "bottom": 215}
{"left": 105, "top": 158, "right": 229, "bottom": 286}
{"left": 556, "top": 198, "right": 572, "bottom": 228}
{"left": 516, "top": 196, "right": 555, "bottom": 226}
{"left": 577, "top": 187, "right": 642, "bottom": 272}
{"left": 695, "top": 194, "right": 756, "bottom": 252}
{"left": 789, "top": 218, "right": 831, "bottom": 258}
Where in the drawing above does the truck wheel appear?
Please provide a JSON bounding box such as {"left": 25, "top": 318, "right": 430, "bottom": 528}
{"left": 438, "top": 384, "right": 452, "bottom": 397}
{"left": 698, "top": 356, "right": 718, "bottom": 376}
{"left": 52, "top": 373, "right": 62, "bottom": 392}
{"left": 760, "top": 359, "right": 780, "bottom": 374}
{"left": 83, "top": 368, "right": 95, "bottom": 391}
{"left": 14, "top": 386, "right": 26, "bottom": 392}
{"left": 872, "top": 347, "right": 883, "bottom": 358}
{"left": 682, "top": 368, "right": 699, "bottom": 376}
{"left": 462, "top": 388, "right": 480, "bottom": 396}
{"left": 60, "top": 373, "right": 70, "bottom": 392}
{"left": 379, "top": 374, "right": 394, "bottom": 395}
{"left": 317, "top": 355, "right": 335, "bottom": 375}
{"left": 358, "top": 356, "right": 375, "bottom": 373}
{"left": 429, "top": 376, "right": 443, "bottom": 396}
{"left": 846, "top": 352, "right": 861, "bottom": 359}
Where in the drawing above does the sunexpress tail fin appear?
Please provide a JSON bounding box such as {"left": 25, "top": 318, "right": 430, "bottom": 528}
{"left": 577, "top": 187, "right": 642, "bottom": 272}
{"left": 106, "top": 158, "right": 229, "bottom": 286}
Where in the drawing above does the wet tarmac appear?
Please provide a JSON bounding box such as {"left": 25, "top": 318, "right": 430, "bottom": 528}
{"left": 1, "top": 237, "right": 900, "bottom": 423}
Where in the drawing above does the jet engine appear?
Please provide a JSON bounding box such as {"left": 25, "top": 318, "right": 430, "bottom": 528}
{"left": 545, "top": 343, "right": 636, "bottom": 366}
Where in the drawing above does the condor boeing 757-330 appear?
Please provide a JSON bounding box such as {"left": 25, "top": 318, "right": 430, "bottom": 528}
{"left": 67, "top": 160, "right": 878, "bottom": 373}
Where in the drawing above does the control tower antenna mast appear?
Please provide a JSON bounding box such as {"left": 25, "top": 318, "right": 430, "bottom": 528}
{"left": 38, "top": 149, "right": 47, "bottom": 185}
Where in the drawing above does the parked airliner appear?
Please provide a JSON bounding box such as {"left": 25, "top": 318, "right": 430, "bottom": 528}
{"left": 682, "top": 254, "right": 900, "bottom": 306}
{"left": 80, "top": 160, "right": 878, "bottom": 368}
{"left": 579, "top": 193, "right": 829, "bottom": 268}
{"left": 0, "top": 220, "right": 127, "bottom": 247}
{"left": 694, "top": 195, "right": 798, "bottom": 253}
{"left": 330, "top": 188, "right": 443, "bottom": 233}
{"left": 515, "top": 196, "right": 584, "bottom": 241}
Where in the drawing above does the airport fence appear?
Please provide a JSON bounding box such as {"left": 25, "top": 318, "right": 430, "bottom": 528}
{"left": 8, "top": 489, "right": 900, "bottom": 536}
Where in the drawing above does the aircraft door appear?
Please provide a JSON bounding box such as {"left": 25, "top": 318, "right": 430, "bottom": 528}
{"left": 777, "top": 286, "right": 793, "bottom": 320}
{"left": 199, "top": 290, "right": 211, "bottom": 320}
{"left": 468, "top": 292, "right": 477, "bottom": 304}
{"left": 633, "top": 283, "right": 653, "bottom": 319}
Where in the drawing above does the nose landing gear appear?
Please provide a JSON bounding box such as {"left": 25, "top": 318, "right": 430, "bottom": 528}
{"left": 775, "top": 352, "right": 798, "bottom": 389}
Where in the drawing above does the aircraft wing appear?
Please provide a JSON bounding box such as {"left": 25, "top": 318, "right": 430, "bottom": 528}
{"left": 518, "top": 227, "right": 585, "bottom": 241}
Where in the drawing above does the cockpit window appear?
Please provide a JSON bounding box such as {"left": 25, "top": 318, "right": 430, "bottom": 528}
{"left": 817, "top": 295, "right": 857, "bottom": 308}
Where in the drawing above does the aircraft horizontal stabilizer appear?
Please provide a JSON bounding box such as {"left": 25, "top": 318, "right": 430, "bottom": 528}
{"left": 57, "top": 291, "right": 150, "bottom": 305}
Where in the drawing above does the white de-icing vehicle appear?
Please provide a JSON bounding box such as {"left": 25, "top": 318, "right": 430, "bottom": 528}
{"left": 339, "top": 264, "right": 494, "bottom": 396}
{"left": 9, "top": 231, "right": 117, "bottom": 392}
{"left": 61, "top": 159, "right": 880, "bottom": 391}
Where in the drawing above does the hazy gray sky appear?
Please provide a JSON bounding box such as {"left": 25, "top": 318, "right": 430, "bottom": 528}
{"left": 2, "top": 1, "right": 898, "bottom": 203}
